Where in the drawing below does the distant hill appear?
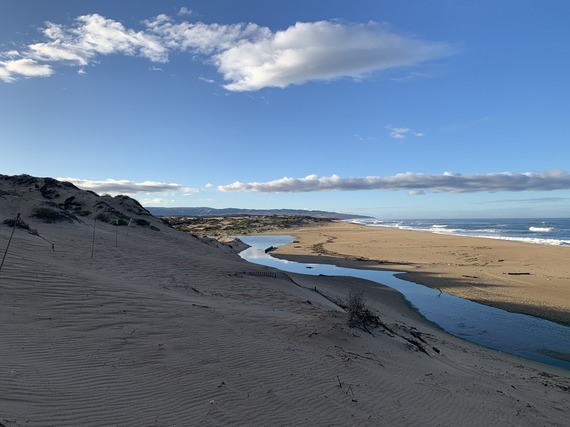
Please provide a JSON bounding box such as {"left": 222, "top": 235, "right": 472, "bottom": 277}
{"left": 147, "top": 207, "right": 370, "bottom": 220}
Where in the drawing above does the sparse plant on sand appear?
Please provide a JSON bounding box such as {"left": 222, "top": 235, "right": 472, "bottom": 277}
{"left": 95, "top": 213, "right": 111, "bottom": 223}
{"left": 31, "top": 207, "right": 74, "bottom": 223}
{"left": 346, "top": 290, "right": 365, "bottom": 321}
{"left": 346, "top": 289, "right": 381, "bottom": 333}
{"left": 3, "top": 216, "right": 30, "bottom": 230}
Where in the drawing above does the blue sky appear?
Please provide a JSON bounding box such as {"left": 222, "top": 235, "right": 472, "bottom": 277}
{"left": 1, "top": 0, "right": 569, "bottom": 218}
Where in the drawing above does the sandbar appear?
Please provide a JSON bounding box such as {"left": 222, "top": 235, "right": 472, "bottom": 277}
{"left": 270, "top": 221, "right": 570, "bottom": 325}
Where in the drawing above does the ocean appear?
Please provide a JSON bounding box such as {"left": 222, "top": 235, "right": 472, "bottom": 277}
{"left": 347, "top": 217, "right": 570, "bottom": 247}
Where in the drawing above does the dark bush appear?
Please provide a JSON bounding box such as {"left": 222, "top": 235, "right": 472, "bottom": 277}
{"left": 346, "top": 290, "right": 381, "bottom": 332}
{"left": 62, "top": 196, "right": 82, "bottom": 210}
{"left": 31, "top": 207, "right": 72, "bottom": 223}
{"left": 3, "top": 217, "right": 30, "bottom": 230}
{"left": 95, "top": 213, "right": 111, "bottom": 223}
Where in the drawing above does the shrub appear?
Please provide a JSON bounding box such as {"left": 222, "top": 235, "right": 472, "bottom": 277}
{"left": 346, "top": 290, "right": 381, "bottom": 332}
{"left": 31, "top": 207, "right": 72, "bottom": 223}
{"left": 347, "top": 290, "right": 365, "bottom": 324}
{"left": 62, "top": 195, "right": 83, "bottom": 211}
{"left": 3, "top": 217, "right": 30, "bottom": 230}
{"left": 95, "top": 213, "right": 111, "bottom": 223}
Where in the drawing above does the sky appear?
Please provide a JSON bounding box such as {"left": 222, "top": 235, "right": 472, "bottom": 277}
{"left": 1, "top": 0, "right": 569, "bottom": 219}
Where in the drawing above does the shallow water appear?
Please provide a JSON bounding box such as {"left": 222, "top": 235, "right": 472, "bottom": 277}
{"left": 239, "top": 235, "right": 570, "bottom": 370}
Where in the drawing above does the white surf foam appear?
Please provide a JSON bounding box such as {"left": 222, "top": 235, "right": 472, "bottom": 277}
{"left": 529, "top": 226, "right": 554, "bottom": 232}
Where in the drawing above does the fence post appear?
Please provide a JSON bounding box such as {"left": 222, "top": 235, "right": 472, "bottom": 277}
{"left": 0, "top": 213, "right": 20, "bottom": 272}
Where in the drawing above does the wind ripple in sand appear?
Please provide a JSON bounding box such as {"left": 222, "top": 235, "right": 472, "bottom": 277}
{"left": 1, "top": 223, "right": 569, "bottom": 426}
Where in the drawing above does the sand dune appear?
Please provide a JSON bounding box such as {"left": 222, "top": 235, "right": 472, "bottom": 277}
{"left": 1, "top": 175, "right": 569, "bottom": 426}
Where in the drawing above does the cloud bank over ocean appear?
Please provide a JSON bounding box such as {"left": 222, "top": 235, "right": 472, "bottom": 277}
{"left": 59, "top": 178, "right": 198, "bottom": 196}
{"left": 59, "top": 170, "right": 570, "bottom": 199}
{"left": 1, "top": 12, "right": 455, "bottom": 90}
{"left": 218, "top": 170, "right": 570, "bottom": 194}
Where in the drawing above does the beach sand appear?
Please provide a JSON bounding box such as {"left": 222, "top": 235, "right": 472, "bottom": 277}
{"left": 1, "top": 176, "right": 569, "bottom": 426}
{"left": 270, "top": 221, "right": 570, "bottom": 326}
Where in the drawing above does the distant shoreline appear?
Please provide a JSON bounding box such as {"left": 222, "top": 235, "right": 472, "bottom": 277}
{"left": 149, "top": 206, "right": 370, "bottom": 220}
{"left": 345, "top": 217, "right": 570, "bottom": 247}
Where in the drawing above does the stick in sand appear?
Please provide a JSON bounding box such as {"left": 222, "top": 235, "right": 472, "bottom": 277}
{"left": 0, "top": 213, "right": 19, "bottom": 272}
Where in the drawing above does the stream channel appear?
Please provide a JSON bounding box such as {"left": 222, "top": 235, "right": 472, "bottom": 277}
{"left": 238, "top": 235, "right": 570, "bottom": 371}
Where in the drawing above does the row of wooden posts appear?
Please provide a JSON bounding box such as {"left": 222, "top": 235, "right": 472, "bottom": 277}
{"left": 1, "top": 214, "right": 133, "bottom": 271}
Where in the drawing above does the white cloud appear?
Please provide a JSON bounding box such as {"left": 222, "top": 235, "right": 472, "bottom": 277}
{"left": 178, "top": 7, "right": 193, "bottom": 17}
{"left": 37, "top": 14, "right": 169, "bottom": 63}
{"left": 1, "top": 14, "right": 169, "bottom": 83}
{"left": 385, "top": 125, "right": 424, "bottom": 140}
{"left": 58, "top": 177, "right": 198, "bottom": 195}
{"left": 3, "top": 50, "right": 22, "bottom": 58}
{"left": 217, "top": 170, "right": 570, "bottom": 194}
{"left": 2, "top": 13, "right": 455, "bottom": 89}
{"left": 146, "top": 18, "right": 270, "bottom": 54}
{"left": 140, "top": 197, "right": 166, "bottom": 205}
{"left": 214, "top": 21, "right": 454, "bottom": 91}
{"left": 0, "top": 58, "right": 54, "bottom": 82}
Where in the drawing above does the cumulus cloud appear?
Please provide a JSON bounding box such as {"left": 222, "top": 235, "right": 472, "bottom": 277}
{"left": 2, "top": 12, "right": 455, "bottom": 89}
{"left": 0, "top": 58, "right": 54, "bottom": 82}
{"left": 59, "top": 177, "right": 198, "bottom": 195}
{"left": 31, "top": 14, "right": 169, "bottom": 65}
{"left": 145, "top": 17, "right": 270, "bottom": 54}
{"left": 211, "top": 21, "right": 454, "bottom": 91}
{"left": 217, "top": 170, "right": 570, "bottom": 194}
{"left": 385, "top": 125, "right": 424, "bottom": 140}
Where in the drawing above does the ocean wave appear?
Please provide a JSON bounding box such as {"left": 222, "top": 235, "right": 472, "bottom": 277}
{"left": 430, "top": 227, "right": 461, "bottom": 234}
{"left": 470, "top": 234, "right": 569, "bottom": 246}
{"left": 529, "top": 226, "right": 554, "bottom": 232}
{"left": 477, "top": 228, "right": 502, "bottom": 234}
{"left": 345, "top": 219, "right": 569, "bottom": 246}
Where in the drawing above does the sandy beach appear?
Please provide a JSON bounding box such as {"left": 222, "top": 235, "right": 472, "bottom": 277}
{"left": 270, "top": 221, "right": 570, "bottom": 326}
{"left": 1, "top": 176, "right": 569, "bottom": 426}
